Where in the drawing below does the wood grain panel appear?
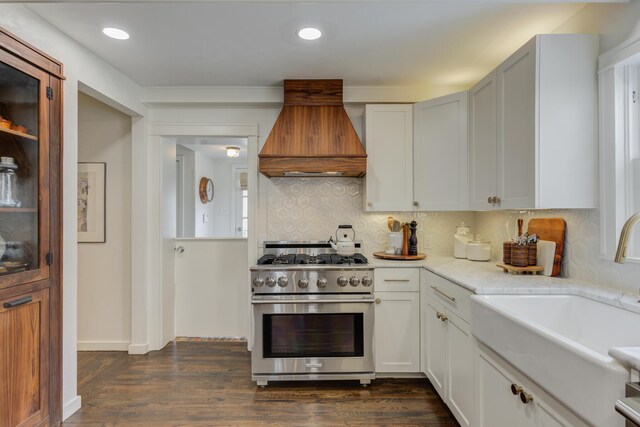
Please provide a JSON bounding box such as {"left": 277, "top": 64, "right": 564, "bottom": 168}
{"left": 259, "top": 157, "right": 366, "bottom": 177}
{"left": 260, "top": 106, "right": 365, "bottom": 157}
{"left": 66, "top": 342, "right": 457, "bottom": 426}
{"left": 0, "top": 288, "right": 49, "bottom": 427}
{"left": 284, "top": 79, "right": 343, "bottom": 106}
{"left": 0, "top": 28, "right": 63, "bottom": 79}
{"left": 527, "top": 218, "right": 566, "bottom": 277}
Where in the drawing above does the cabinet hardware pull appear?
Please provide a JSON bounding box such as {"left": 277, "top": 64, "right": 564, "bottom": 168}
{"left": 511, "top": 384, "right": 523, "bottom": 395}
{"left": 440, "top": 314, "right": 448, "bottom": 322}
{"left": 175, "top": 246, "right": 185, "bottom": 253}
{"left": 367, "top": 201, "right": 373, "bottom": 207}
{"left": 413, "top": 201, "right": 419, "bottom": 206}
{"left": 436, "top": 312, "right": 443, "bottom": 319}
{"left": 494, "top": 196, "right": 501, "bottom": 204}
{"left": 375, "top": 298, "right": 381, "bottom": 304}
{"left": 520, "top": 391, "right": 534, "bottom": 404}
{"left": 305, "top": 363, "right": 323, "bottom": 368}
{"left": 488, "top": 196, "right": 493, "bottom": 203}
{"left": 3, "top": 296, "right": 32, "bottom": 309}
{"left": 384, "top": 279, "right": 410, "bottom": 282}
{"left": 431, "top": 286, "right": 456, "bottom": 302}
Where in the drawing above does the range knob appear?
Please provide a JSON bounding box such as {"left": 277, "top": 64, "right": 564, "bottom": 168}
{"left": 298, "top": 278, "right": 309, "bottom": 289}
{"left": 362, "top": 276, "right": 373, "bottom": 287}
{"left": 265, "top": 277, "right": 276, "bottom": 288}
{"left": 317, "top": 277, "right": 328, "bottom": 288}
{"left": 349, "top": 276, "right": 361, "bottom": 287}
{"left": 337, "top": 276, "right": 348, "bottom": 287}
{"left": 277, "top": 276, "right": 289, "bottom": 288}
{"left": 252, "top": 276, "right": 264, "bottom": 287}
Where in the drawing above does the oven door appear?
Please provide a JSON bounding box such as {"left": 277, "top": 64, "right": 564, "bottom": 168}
{"left": 251, "top": 295, "right": 374, "bottom": 375}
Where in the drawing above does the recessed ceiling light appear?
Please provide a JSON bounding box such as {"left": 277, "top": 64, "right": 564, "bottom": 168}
{"left": 297, "top": 27, "right": 322, "bottom": 41}
{"left": 102, "top": 27, "right": 130, "bottom": 40}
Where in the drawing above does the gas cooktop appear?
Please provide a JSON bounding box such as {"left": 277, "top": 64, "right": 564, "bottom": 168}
{"left": 257, "top": 253, "right": 368, "bottom": 266}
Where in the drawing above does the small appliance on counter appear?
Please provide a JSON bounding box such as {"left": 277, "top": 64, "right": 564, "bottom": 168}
{"left": 467, "top": 235, "right": 491, "bottom": 262}
{"left": 328, "top": 224, "right": 356, "bottom": 256}
{"left": 454, "top": 222, "right": 472, "bottom": 259}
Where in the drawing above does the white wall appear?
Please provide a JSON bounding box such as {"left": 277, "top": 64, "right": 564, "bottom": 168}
{"left": 174, "top": 238, "right": 249, "bottom": 337}
{"left": 176, "top": 145, "right": 196, "bottom": 237}
{"left": 77, "top": 92, "right": 132, "bottom": 351}
{"left": 0, "top": 4, "right": 147, "bottom": 420}
{"left": 194, "top": 152, "right": 215, "bottom": 237}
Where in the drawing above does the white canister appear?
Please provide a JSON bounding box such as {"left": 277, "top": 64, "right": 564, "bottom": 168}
{"left": 454, "top": 222, "right": 472, "bottom": 259}
{"left": 467, "top": 236, "right": 491, "bottom": 262}
{"left": 387, "top": 232, "right": 403, "bottom": 255}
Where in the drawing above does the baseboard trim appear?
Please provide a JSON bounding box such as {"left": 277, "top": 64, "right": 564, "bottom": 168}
{"left": 77, "top": 341, "right": 130, "bottom": 351}
{"left": 128, "top": 342, "right": 150, "bottom": 355}
{"left": 63, "top": 395, "right": 81, "bottom": 420}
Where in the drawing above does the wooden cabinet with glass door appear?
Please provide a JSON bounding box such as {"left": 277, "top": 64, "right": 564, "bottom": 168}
{"left": 0, "top": 27, "right": 63, "bottom": 426}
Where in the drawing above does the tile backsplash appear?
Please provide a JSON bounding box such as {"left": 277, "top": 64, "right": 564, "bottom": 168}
{"left": 475, "top": 209, "right": 640, "bottom": 294}
{"left": 264, "top": 178, "right": 640, "bottom": 294}
{"left": 265, "top": 178, "right": 474, "bottom": 257}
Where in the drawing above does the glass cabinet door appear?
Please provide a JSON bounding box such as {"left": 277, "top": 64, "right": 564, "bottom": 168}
{"left": 0, "top": 51, "right": 50, "bottom": 288}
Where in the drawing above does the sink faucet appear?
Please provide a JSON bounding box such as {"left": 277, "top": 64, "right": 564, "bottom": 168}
{"left": 615, "top": 212, "right": 640, "bottom": 263}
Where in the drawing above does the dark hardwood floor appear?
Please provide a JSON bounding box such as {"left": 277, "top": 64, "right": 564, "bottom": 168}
{"left": 65, "top": 341, "right": 458, "bottom": 426}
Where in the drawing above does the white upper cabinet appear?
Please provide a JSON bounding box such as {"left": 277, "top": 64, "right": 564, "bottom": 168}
{"left": 364, "top": 104, "right": 414, "bottom": 211}
{"left": 414, "top": 92, "right": 469, "bottom": 211}
{"left": 469, "top": 34, "right": 599, "bottom": 210}
{"left": 469, "top": 71, "right": 498, "bottom": 210}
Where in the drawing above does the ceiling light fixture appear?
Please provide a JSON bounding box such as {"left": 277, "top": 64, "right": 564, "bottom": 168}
{"left": 297, "top": 27, "right": 322, "bottom": 41}
{"left": 226, "top": 146, "right": 240, "bottom": 158}
{"left": 102, "top": 27, "right": 130, "bottom": 40}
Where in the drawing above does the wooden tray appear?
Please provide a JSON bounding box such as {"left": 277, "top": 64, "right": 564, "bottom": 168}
{"left": 373, "top": 252, "right": 427, "bottom": 261}
{"left": 497, "top": 263, "right": 544, "bottom": 275}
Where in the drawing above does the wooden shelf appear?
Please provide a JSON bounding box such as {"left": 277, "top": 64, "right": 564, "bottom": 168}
{"left": 0, "top": 207, "right": 37, "bottom": 213}
{"left": 0, "top": 126, "right": 37, "bottom": 141}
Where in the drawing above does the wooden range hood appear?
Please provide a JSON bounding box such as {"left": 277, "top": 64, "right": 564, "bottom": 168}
{"left": 259, "top": 79, "right": 367, "bottom": 177}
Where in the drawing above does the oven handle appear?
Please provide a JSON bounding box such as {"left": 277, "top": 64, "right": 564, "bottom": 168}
{"left": 251, "top": 299, "right": 375, "bottom": 305}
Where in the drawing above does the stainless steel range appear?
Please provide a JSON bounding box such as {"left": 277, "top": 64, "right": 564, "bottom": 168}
{"left": 250, "top": 241, "right": 375, "bottom": 387}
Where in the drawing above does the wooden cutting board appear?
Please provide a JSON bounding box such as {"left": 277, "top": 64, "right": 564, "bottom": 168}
{"left": 527, "top": 218, "right": 566, "bottom": 277}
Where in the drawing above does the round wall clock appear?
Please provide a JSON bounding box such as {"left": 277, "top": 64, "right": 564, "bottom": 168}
{"left": 199, "top": 177, "right": 214, "bottom": 203}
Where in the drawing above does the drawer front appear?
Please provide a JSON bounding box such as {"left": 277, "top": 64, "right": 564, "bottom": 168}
{"left": 375, "top": 268, "right": 420, "bottom": 292}
{"left": 426, "top": 271, "right": 472, "bottom": 322}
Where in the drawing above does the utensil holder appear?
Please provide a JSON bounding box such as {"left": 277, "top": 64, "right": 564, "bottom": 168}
{"left": 503, "top": 242, "right": 512, "bottom": 264}
{"left": 511, "top": 245, "right": 528, "bottom": 267}
{"left": 528, "top": 243, "right": 537, "bottom": 266}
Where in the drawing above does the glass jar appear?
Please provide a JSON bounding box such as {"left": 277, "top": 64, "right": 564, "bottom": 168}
{"left": 0, "top": 156, "right": 18, "bottom": 207}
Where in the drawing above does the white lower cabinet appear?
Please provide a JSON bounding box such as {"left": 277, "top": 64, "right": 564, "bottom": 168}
{"left": 422, "top": 270, "right": 475, "bottom": 427}
{"left": 476, "top": 342, "right": 588, "bottom": 427}
{"left": 374, "top": 268, "right": 420, "bottom": 373}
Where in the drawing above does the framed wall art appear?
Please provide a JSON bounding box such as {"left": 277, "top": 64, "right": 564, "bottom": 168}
{"left": 77, "top": 162, "right": 106, "bottom": 243}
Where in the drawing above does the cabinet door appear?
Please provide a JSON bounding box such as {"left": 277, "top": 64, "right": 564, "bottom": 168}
{"left": 0, "top": 288, "right": 49, "bottom": 427}
{"left": 425, "top": 299, "right": 447, "bottom": 397}
{"left": 0, "top": 50, "right": 51, "bottom": 290}
{"left": 364, "top": 105, "right": 413, "bottom": 211}
{"left": 446, "top": 312, "right": 474, "bottom": 427}
{"left": 413, "top": 92, "right": 469, "bottom": 211}
{"left": 477, "top": 349, "right": 535, "bottom": 427}
{"left": 469, "top": 71, "right": 498, "bottom": 210}
{"left": 374, "top": 291, "right": 420, "bottom": 373}
{"left": 496, "top": 39, "right": 536, "bottom": 209}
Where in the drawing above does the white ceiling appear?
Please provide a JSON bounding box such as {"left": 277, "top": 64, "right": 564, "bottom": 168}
{"left": 177, "top": 136, "right": 248, "bottom": 160}
{"left": 26, "top": 1, "right": 591, "bottom": 88}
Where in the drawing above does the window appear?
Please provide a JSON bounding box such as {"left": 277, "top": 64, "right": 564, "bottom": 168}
{"left": 600, "top": 43, "right": 640, "bottom": 261}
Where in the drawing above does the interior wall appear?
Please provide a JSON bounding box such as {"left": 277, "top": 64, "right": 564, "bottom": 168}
{"left": 176, "top": 145, "right": 195, "bottom": 237}
{"left": 194, "top": 151, "right": 215, "bottom": 237}
{"left": 77, "top": 92, "right": 132, "bottom": 351}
